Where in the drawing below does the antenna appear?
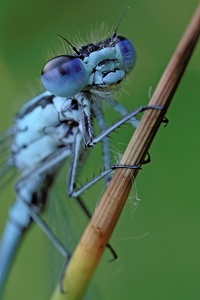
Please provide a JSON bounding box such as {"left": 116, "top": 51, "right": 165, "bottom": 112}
{"left": 113, "top": 7, "right": 130, "bottom": 38}
{"left": 57, "top": 34, "right": 80, "bottom": 55}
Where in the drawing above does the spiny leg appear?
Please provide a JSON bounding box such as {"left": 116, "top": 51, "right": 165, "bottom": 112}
{"left": 70, "top": 162, "right": 140, "bottom": 198}
{"left": 88, "top": 105, "right": 162, "bottom": 147}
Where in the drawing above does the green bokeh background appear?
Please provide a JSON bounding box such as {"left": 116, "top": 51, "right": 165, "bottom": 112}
{"left": 0, "top": 1, "right": 199, "bottom": 299}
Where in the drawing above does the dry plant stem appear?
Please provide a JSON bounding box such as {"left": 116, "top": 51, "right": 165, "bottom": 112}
{"left": 51, "top": 6, "right": 200, "bottom": 300}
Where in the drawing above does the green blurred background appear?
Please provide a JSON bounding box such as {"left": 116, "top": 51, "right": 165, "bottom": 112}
{"left": 0, "top": 0, "right": 199, "bottom": 299}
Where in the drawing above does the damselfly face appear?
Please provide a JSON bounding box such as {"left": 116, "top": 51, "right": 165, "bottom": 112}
{"left": 41, "top": 34, "right": 136, "bottom": 97}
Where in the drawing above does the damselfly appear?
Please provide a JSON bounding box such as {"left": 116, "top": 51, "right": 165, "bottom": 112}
{"left": 0, "top": 15, "right": 160, "bottom": 297}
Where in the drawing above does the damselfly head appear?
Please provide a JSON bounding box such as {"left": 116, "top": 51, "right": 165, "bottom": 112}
{"left": 41, "top": 9, "right": 136, "bottom": 98}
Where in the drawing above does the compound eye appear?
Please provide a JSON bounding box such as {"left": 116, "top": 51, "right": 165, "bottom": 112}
{"left": 41, "top": 55, "right": 88, "bottom": 97}
{"left": 116, "top": 36, "right": 136, "bottom": 73}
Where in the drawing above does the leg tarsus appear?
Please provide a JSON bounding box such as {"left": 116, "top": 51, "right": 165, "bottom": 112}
{"left": 143, "top": 152, "right": 151, "bottom": 165}
{"left": 162, "top": 116, "right": 169, "bottom": 127}
{"left": 107, "top": 244, "right": 118, "bottom": 262}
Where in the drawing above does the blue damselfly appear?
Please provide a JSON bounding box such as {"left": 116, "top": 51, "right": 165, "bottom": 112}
{"left": 0, "top": 14, "right": 160, "bottom": 297}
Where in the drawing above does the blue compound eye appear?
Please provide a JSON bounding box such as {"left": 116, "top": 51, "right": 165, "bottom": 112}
{"left": 116, "top": 36, "right": 136, "bottom": 73}
{"left": 41, "top": 55, "right": 88, "bottom": 97}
